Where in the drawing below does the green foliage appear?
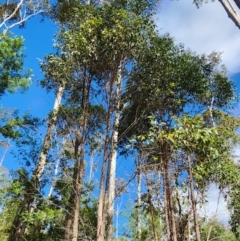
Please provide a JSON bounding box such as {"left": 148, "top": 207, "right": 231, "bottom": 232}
{"left": 229, "top": 178, "right": 240, "bottom": 239}
{"left": 200, "top": 218, "right": 237, "bottom": 241}
{"left": 0, "top": 32, "right": 31, "bottom": 97}
{"left": 119, "top": 36, "right": 234, "bottom": 147}
{"left": 0, "top": 108, "right": 41, "bottom": 142}
{"left": 122, "top": 204, "right": 163, "bottom": 241}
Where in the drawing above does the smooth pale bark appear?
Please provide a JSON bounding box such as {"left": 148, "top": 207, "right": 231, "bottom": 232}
{"left": 9, "top": 84, "right": 65, "bottom": 241}
{"left": 72, "top": 154, "right": 85, "bottom": 241}
{"left": 32, "top": 84, "right": 65, "bottom": 187}
{"left": 48, "top": 138, "right": 65, "bottom": 197}
{"left": 218, "top": 0, "right": 240, "bottom": 29}
{"left": 106, "top": 61, "right": 123, "bottom": 241}
{"left": 96, "top": 75, "right": 114, "bottom": 241}
{"left": 187, "top": 154, "right": 201, "bottom": 241}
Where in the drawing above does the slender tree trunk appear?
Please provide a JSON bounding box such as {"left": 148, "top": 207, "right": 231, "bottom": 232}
{"left": 71, "top": 76, "right": 90, "bottom": 241}
{"left": 97, "top": 74, "right": 114, "bottom": 241}
{"left": 187, "top": 154, "right": 201, "bottom": 241}
{"left": 48, "top": 138, "right": 65, "bottom": 198}
{"left": 32, "top": 85, "right": 65, "bottom": 183}
{"left": 63, "top": 75, "right": 91, "bottom": 241}
{"left": 164, "top": 184, "right": 171, "bottom": 241}
{"left": 8, "top": 84, "right": 65, "bottom": 241}
{"left": 106, "top": 61, "right": 123, "bottom": 241}
{"left": 137, "top": 151, "right": 142, "bottom": 240}
{"left": 188, "top": 206, "right": 191, "bottom": 241}
{"left": 72, "top": 152, "right": 85, "bottom": 241}
{"left": 164, "top": 159, "right": 177, "bottom": 241}
{"left": 62, "top": 135, "right": 81, "bottom": 241}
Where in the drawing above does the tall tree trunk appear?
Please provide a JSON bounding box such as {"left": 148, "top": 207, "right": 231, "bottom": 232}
{"left": 164, "top": 184, "right": 171, "bottom": 241}
{"left": 187, "top": 154, "right": 201, "bottom": 241}
{"left": 160, "top": 139, "right": 177, "bottom": 241}
{"left": 48, "top": 138, "right": 65, "bottom": 198}
{"left": 164, "top": 159, "right": 177, "bottom": 241}
{"left": 187, "top": 205, "right": 191, "bottom": 241}
{"left": 71, "top": 76, "right": 90, "bottom": 241}
{"left": 137, "top": 150, "right": 142, "bottom": 240}
{"left": 72, "top": 151, "right": 85, "bottom": 241}
{"left": 96, "top": 74, "right": 114, "bottom": 241}
{"left": 63, "top": 75, "right": 91, "bottom": 241}
{"left": 9, "top": 83, "right": 65, "bottom": 241}
{"left": 106, "top": 61, "right": 123, "bottom": 241}
{"left": 32, "top": 84, "right": 65, "bottom": 186}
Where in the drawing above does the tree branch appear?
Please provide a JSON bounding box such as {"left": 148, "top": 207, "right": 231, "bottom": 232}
{"left": 219, "top": 0, "right": 240, "bottom": 29}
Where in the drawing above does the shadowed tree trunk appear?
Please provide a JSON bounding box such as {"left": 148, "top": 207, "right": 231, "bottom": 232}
{"left": 137, "top": 149, "right": 142, "bottom": 240}
{"left": 63, "top": 75, "right": 91, "bottom": 241}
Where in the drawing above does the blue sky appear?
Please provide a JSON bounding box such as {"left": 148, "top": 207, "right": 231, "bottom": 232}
{"left": 1, "top": 17, "right": 57, "bottom": 118}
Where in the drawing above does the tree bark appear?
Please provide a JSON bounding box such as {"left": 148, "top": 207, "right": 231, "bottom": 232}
{"left": 106, "top": 61, "right": 123, "bottom": 241}
{"left": 96, "top": 74, "right": 114, "bottom": 241}
{"left": 164, "top": 161, "right": 177, "bottom": 241}
{"left": 62, "top": 73, "right": 91, "bottom": 241}
{"left": 161, "top": 139, "right": 177, "bottom": 241}
{"left": 164, "top": 186, "right": 171, "bottom": 241}
{"left": 187, "top": 154, "right": 201, "bottom": 241}
{"left": 33, "top": 84, "right": 65, "bottom": 189}
{"left": 137, "top": 151, "right": 142, "bottom": 240}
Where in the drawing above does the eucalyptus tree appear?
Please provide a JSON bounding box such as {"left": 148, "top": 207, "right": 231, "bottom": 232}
{"left": 161, "top": 114, "right": 240, "bottom": 241}
{"left": 83, "top": 2, "right": 160, "bottom": 240}
{"left": 6, "top": 11, "right": 78, "bottom": 241}
{"left": 118, "top": 31, "right": 235, "bottom": 240}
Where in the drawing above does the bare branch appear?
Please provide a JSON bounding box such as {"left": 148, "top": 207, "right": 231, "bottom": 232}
{"left": 0, "top": 0, "right": 49, "bottom": 33}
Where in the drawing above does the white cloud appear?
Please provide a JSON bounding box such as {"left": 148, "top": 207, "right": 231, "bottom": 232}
{"left": 156, "top": 0, "right": 240, "bottom": 75}
{"left": 201, "top": 183, "right": 230, "bottom": 224}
